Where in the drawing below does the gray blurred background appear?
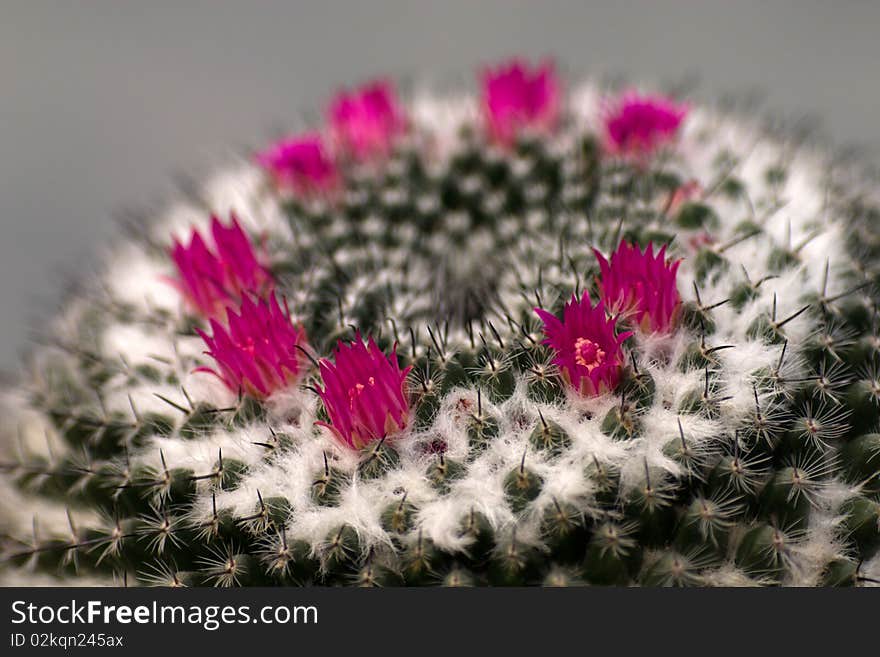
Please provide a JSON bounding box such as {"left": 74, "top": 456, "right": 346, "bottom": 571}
{"left": 1, "top": 0, "right": 879, "bottom": 372}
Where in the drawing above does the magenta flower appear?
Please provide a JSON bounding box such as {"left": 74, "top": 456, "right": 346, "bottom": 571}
{"left": 535, "top": 293, "right": 632, "bottom": 396}
{"left": 196, "top": 294, "right": 308, "bottom": 399}
{"left": 316, "top": 336, "right": 412, "bottom": 450}
{"left": 255, "top": 132, "right": 339, "bottom": 196}
{"left": 170, "top": 213, "right": 272, "bottom": 318}
{"left": 328, "top": 79, "right": 406, "bottom": 162}
{"left": 603, "top": 91, "right": 688, "bottom": 159}
{"left": 481, "top": 58, "right": 561, "bottom": 145}
{"left": 594, "top": 241, "right": 682, "bottom": 333}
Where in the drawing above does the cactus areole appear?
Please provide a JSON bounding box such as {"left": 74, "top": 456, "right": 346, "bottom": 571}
{"left": 2, "top": 59, "right": 879, "bottom": 588}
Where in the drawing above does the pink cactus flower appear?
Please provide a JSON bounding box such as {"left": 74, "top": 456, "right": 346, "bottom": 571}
{"left": 316, "top": 335, "right": 412, "bottom": 450}
{"left": 255, "top": 132, "right": 339, "bottom": 196}
{"left": 594, "top": 241, "right": 682, "bottom": 333}
{"left": 535, "top": 292, "right": 632, "bottom": 396}
{"left": 170, "top": 213, "right": 273, "bottom": 318}
{"left": 328, "top": 79, "right": 407, "bottom": 162}
{"left": 481, "top": 58, "right": 561, "bottom": 145}
{"left": 196, "top": 294, "right": 307, "bottom": 399}
{"left": 603, "top": 91, "right": 688, "bottom": 159}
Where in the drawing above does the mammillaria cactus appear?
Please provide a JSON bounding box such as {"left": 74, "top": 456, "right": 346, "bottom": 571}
{"left": 2, "top": 58, "right": 879, "bottom": 587}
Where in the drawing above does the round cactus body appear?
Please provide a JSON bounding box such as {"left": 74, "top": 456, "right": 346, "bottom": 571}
{"left": 2, "top": 61, "right": 879, "bottom": 587}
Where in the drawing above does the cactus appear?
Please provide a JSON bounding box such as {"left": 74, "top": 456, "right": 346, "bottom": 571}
{"left": 2, "top": 59, "right": 879, "bottom": 587}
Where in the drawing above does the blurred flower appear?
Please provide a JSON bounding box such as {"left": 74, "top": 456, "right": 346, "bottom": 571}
{"left": 481, "top": 58, "right": 561, "bottom": 145}
{"left": 687, "top": 231, "right": 716, "bottom": 252}
{"left": 603, "top": 91, "right": 688, "bottom": 159}
{"left": 667, "top": 179, "right": 703, "bottom": 215}
{"left": 170, "top": 213, "right": 272, "bottom": 317}
{"left": 594, "top": 240, "right": 682, "bottom": 333}
{"left": 255, "top": 132, "right": 339, "bottom": 195}
{"left": 196, "top": 294, "right": 307, "bottom": 399}
{"left": 328, "top": 79, "right": 406, "bottom": 161}
{"left": 535, "top": 292, "right": 631, "bottom": 396}
{"left": 317, "top": 335, "right": 411, "bottom": 449}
